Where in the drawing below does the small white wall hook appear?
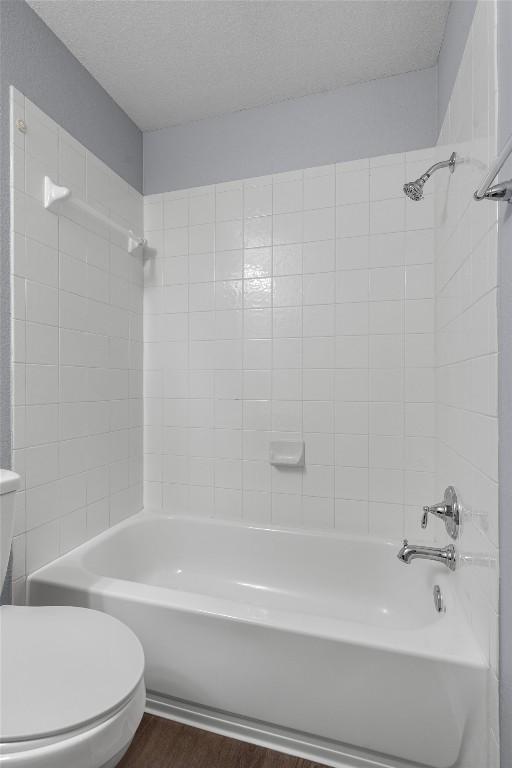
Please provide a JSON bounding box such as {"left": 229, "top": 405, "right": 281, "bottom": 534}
{"left": 128, "top": 232, "right": 147, "bottom": 254}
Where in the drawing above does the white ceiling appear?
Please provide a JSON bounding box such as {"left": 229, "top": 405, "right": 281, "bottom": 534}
{"left": 28, "top": 0, "right": 450, "bottom": 132}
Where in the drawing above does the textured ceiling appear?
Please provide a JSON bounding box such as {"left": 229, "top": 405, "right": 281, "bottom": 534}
{"left": 28, "top": 0, "right": 450, "bottom": 132}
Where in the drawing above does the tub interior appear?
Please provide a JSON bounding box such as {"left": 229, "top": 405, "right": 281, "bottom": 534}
{"left": 81, "top": 514, "right": 446, "bottom": 630}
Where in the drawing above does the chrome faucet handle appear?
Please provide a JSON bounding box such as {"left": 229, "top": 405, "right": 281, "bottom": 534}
{"left": 421, "top": 487, "right": 460, "bottom": 539}
{"left": 421, "top": 502, "right": 447, "bottom": 528}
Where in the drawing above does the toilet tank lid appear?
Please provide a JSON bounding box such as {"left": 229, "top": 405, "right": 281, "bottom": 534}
{"left": 0, "top": 470, "right": 20, "bottom": 495}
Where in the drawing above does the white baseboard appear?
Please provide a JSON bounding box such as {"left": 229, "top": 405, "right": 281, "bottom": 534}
{"left": 145, "top": 692, "right": 411, "bottom": 768}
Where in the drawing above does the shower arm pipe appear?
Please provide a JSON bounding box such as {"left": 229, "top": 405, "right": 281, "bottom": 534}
{"left": 420, "top": 155, "right": 456, "bottom": 182}
{"left": 474, "top": 132, "right": 512, "bottom": 202}
{"left": 44, "top": 176, "right": 146, "bottom": 253}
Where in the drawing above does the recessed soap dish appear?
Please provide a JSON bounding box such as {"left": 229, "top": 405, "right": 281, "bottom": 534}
{"left": 269, "top": 441, "right": 305, "bottom": 467}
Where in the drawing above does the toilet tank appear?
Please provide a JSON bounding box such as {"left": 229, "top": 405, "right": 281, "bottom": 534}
{"left": 0, "top": 470, "right": 21, "bottom": 588}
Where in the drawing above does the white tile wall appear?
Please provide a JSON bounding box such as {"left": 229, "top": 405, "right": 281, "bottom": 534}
{"left": 435, "top": 2, "right": 499, "bottom": 765}
{"left": 143, "top": 153, "right": 436, "bottom": 536}
{"left": 9, "top": 89, "right": 144, "bottom": 601}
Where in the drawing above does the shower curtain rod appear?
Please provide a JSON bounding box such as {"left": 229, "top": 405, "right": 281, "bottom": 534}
{"left": 43, "top": 176, "right": 146, "bottom": 254}
{"left": 474, "top": 133, "right": 512, "bottom": 202}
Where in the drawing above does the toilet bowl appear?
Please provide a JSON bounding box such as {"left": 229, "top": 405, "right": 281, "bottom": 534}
{"left": 0, "top": 471, "right": 146, "bottom": 768}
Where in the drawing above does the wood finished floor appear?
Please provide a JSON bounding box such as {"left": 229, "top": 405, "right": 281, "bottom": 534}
{"left": 119, "top": 714, "right": 327, "bottom": 768}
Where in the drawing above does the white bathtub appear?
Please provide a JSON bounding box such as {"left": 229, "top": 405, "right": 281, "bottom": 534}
{"left": 28, "top": 511, "right": 486, "bottom": 768}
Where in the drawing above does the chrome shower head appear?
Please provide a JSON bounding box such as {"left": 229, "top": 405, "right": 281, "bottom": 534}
{"left": 403, "top": 152, "right": 456, "bottom": 201}
{"left": 403, "top": 179, "right": 426, "bottom": 201}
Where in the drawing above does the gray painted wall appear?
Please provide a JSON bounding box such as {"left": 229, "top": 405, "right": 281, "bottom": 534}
{"left": 0, "top": 0, "right": 142, "bottom": 470}
{"left": 498, "top": 0, "right": 512, "bottom": 763}
{"left": 436, "top": 0, "right": 477, "bottom": 133}
{"left": 143, "top": 66, "right": 437, "bottom": 194}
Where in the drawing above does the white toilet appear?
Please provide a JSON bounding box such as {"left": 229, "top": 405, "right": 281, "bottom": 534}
{"left": 0, "top": 470, "right": 146, "bottom": 768}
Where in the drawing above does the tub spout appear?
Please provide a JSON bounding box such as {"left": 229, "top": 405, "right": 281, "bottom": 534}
{"left": 397, "top": 539, "right": 457, "bottom": 571}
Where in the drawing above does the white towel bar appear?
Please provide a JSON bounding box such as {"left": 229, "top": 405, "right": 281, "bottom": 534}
{"left": 44, "top": 176, "right": 146, "bottom": 253}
